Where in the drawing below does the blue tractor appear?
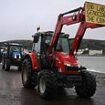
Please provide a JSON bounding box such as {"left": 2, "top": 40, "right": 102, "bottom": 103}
{"left": 2, "top": 43, "right": 23, "bottom": 71}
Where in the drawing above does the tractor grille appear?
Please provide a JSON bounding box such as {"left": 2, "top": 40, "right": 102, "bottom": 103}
{"left": 65, "top": 65, "right": 78, "bottom": 71}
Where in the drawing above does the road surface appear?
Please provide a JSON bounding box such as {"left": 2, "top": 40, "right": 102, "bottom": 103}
{"left": 0, "top": 64, "right": 105, "bottom": 105}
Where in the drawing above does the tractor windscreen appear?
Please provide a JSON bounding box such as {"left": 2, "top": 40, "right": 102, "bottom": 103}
{"left": 56, "top": 37, "right": 69, "bottom": 54}
{"left": 10, "top": 46, "right": 22, "bottom": 52}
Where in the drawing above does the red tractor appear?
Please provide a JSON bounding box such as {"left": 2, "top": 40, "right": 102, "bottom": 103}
{"left": 21, "top": 2, "right": 105, "bottom": 99}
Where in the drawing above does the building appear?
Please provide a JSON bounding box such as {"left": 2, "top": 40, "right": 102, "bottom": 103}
{"left": 89, "top": 50, "right": 103, "bottom": 55}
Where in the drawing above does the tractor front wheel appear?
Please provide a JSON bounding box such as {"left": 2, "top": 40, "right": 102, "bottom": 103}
{"left": 38, "top": 71, "right": 57, "bottom": 99}
{"left": 2, "top": 59, "right": 10, "bottom": 71}
{"left": 75, "top": 71, "right": 96, "bottom": 98}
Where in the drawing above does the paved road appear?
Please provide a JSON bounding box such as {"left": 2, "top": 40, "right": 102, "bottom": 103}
{"left": 0, "top": 64, "right": 105, "bottom": 105}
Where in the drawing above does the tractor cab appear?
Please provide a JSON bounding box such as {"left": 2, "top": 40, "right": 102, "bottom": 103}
{"left": 32, "top": 31, "right": 52, "bottom": 53}
{"left": 32, "top": 31, "right": 70, "bottom": 68}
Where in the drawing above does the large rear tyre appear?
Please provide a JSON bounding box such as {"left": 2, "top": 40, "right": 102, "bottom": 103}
{"left": 38, "top": 71, "right": 57, "bottom": 99}
{"left": 75, "top": 71, "right": 96, "bottom": 98}
{"left": 21, "top": 58, "right": 37, "bottom": 89}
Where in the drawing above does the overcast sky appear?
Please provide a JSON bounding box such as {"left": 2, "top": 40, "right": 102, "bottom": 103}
{"left": 0, "top": 0, "right": 105, "bottom": 42}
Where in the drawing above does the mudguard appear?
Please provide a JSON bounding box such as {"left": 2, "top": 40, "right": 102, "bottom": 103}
{"left": 23, "top": 52, "right": 39, "bottom": 71}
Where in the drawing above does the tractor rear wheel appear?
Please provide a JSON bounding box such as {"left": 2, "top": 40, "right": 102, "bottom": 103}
{"left": 75, "top": 71, "right": 96, "bottom": 98}
{"left": 21, "top": 58, "right": 37, "bottom": 89}
{"left": 37, "top": 70, "right": 57, "bottom": 99}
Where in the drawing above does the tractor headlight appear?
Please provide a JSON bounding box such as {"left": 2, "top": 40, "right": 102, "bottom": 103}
{"left": 13, "top": 54, "right": 21, "bottom": 59}
{"left": 14, "top": 54, "right": 17, "bottom": 59}
{"left": 64, "top": 63, "right": 71, "bottom": 67}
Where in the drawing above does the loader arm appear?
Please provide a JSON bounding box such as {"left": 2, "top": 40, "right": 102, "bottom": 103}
{"left": 49, "top": 7, "right": 83, "bottom": 54}
{"left": 49, "top": 5, "right": 105, "bottom": 55}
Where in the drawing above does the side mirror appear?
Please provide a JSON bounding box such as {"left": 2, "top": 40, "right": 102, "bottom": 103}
{"left": 32, "top": 35, "right": 39, "bottom": 43}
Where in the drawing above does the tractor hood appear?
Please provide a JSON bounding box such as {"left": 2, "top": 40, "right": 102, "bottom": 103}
{"left": 54, "top": 51, "right": 78, "bottom": 66}
{"left": 54, "top": 51, "right": 79, "bottom": 74}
